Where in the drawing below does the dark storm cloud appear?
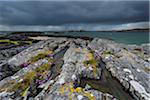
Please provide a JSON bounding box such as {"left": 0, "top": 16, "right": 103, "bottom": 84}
{"left": 0, "top": 1, "right": 149, "bottom": 25}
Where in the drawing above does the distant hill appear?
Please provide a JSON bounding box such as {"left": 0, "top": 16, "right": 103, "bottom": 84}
{"left": 113, "top": 28, "right": 149, "bottom": 32}
{"left": 0, "top": 28, "right": 149, "bottom": 33}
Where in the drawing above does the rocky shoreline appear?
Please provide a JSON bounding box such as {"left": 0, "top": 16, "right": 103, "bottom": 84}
{"left": 0, "top": 36, "right": 149, "bottom": 100}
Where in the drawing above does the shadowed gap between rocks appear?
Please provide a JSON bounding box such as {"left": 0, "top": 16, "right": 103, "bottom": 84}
{"left": 50, "top": 47, "right": 69, "bottom": 79}
{"left": 79, "top": 60, "right": 135, "bottom": 100}
{"left": 35, "top": 47, "right": 69, "bottom": 96}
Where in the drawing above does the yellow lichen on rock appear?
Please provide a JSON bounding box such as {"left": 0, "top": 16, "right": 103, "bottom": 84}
{"left": 45, "top": 50, "right": 53, "bottom": 54}
{"left": 83, "top": 92, "right": 96, "bottom": 100}
{"left": 83, "top": 50, "right": 98, "bottom": 76}
{"left": 87, "top": 52, "right": 94, "bottom": 60}
{"left": 59, "top": 82, "right": 96, "bottom": 100}
{"left": 22, "top": 87, "right": 29, "bottom": 97}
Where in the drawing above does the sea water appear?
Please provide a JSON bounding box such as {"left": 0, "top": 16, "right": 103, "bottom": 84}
{"left": 49, "top": 31, "right": 149, "bottom": 45}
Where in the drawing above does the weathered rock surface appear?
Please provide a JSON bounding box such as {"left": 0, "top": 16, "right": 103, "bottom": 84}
{"left": 0, "top": 46, "right": 28, "bottom": 59}
{"left": 88, "top": 38, "right": 150, "bottom": 100}
{"left": 0, "top": 45, "right": 30, "bottom": 80}
{"left": 0, "top": 37, "right": 149, "bottom": 100}
{"left": 37, "top": 47, "right": 112, "bottom": 100}
{"left": 0, "top": 37, "right": 68, "bottom": 80}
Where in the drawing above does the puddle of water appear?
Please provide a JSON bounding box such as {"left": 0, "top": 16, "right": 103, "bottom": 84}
{"left": 80, "top": 61, "right": 134, "bottom": 100}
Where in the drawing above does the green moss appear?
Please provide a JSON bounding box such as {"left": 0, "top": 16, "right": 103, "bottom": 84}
{"left": 9, "top": 71, "right": 37, "bottom": 92}
{"left": 89, "top": 50, "right": 95, "bottom": 54}
{"left": 83, "top": 59, "right": 97, "bottom": 67}
{"left": 29, "top": 53, "right": 48, "bottom": 63}
{"left": 29, "top": 51, "right": 53, "bottom": 63}
{"left": 0, "top": 39, "right": 19, "bottom": 45}
{"left": 83, "top": 59, "right": 98, "bottom": 76}
{"left": 0, "top": 39, "right": 32, "bottom": 45}
{"left": 103, "top": 50, "right": 113, "bottom": 55}
{"left": 7, "top": 59, "right": 53, "bottom": 95}
{"left": 83, "top": 50, "right": 99, "bottom": 76}
{"left": 35, "top": 62, "right": 52, "bottom": 73}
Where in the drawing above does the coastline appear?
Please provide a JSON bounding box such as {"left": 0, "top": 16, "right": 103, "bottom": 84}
{"left": 0, "top": 33, "right": 149, "bottom": 100}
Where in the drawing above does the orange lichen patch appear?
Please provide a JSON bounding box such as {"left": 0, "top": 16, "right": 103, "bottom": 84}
{"left": 59, "top": 82, "right": 96, "bottom": 100}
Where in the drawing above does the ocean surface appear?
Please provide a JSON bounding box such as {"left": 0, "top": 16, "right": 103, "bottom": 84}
{"left": 46, "top": 31, "right": 149, "bottom": 45}
{"left": 0, "top": 31, "right": 149, "bottom": 45}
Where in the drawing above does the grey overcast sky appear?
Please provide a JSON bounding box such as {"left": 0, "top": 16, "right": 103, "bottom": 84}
{"left": 0, "top": 0, "right": 149, "bottom": 31}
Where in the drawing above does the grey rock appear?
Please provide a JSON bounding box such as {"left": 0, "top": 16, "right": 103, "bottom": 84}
{"left": 88, "top": 38, "right": 150, "bottom": 100}
{"left": 0, "top": 37, "right": 149, "bottom": 100}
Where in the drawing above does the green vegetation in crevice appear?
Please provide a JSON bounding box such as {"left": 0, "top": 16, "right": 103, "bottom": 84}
{"left": 83, "top": 59, "right": 99, "bottom": 76}
{"left": 0, "top": 39, "right": 19, "bottom": 45}
{"left": 103, "top": 50, "right": 114, "bottom": 55}
{"left": 83, "top": 51, "right": 99, "bottom": 76}
{"left": 89, "top": 50, "right": 95, "bottom": 54}
{"left": 0, "top": 51, "right": 54, "bottom": 95}
{"left": 10, "top": 71, "right": 37, "bottom": 93}
{"left": 0, "top": 39, "right": 33, "bottom": 45}
{"left": 7, "top": 60, "right": 53, "bottom": 96}
{"left": 83, "top": 59, "right": 98, "bottom": 68}
{"left": 29, "top": 53, "right": 48, "bottom": 63}
{"left": 28, "top": 51, "right": 53, "bottom": 63}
